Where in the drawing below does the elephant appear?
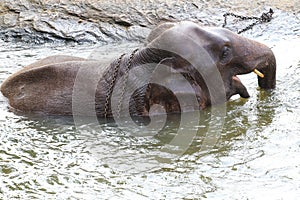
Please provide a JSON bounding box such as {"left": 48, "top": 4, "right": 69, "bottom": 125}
{"left": 1, "top": 21, "right": 276, "bottom": 118}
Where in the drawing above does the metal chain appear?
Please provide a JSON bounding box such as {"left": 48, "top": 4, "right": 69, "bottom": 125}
{"left": 223, "top": 8, "right": 274, "bottom": 34}
{"left": 103, "top": 49, "right": 138, "bottom": 118}
{"left": 116, "top": 48, "right": 139, "bottom": 118}
{"left": 104, "top": 53, "right": 125, "bottom": 118}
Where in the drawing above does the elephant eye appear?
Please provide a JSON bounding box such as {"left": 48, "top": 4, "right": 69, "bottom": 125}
{"left": 222, "top": 46, "right": 229, "bottom": 58}
{"left": 220, "top": 46, "right": 232, "bottom": 64}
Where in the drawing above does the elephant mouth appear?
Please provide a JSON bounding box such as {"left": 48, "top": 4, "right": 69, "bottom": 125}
{"left": 229, "top": 68, "right": 265, "bottom": 100}
{"left": 228, "top": 75, "right": 250, "bottom": 100}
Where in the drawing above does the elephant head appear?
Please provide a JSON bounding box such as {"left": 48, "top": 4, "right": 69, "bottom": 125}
{"left": 146, "top": 21, "right": 276, "bottom": 107}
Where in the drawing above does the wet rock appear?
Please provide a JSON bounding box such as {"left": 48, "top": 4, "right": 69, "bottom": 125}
{"left": 19, "top": 11, "right": 39, "bottom": 22}
{"left": 0, "top": 0, "right": 205, "bottom": 44}
{"left": 0, "top": 0, "right": 298, "bottom": 44}
{"left": 0, "top": 13, "right": 18, "bottom": 28}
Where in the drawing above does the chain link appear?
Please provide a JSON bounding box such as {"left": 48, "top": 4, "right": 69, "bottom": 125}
{"left": 103, "top": 49, "right": 139, "bottom": 118}
{"left": 116, "top": 48, "right": 139, "bottom": 118}
{"left": 104, "top": 53, "right": 125, "bottom": 118}
{"left": 223, "top": 8, "right": 274, "bottom": 34}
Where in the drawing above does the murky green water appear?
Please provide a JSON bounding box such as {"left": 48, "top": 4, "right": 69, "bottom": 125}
{"left": 1, "top": 7, "right": 300, "bottom": 200}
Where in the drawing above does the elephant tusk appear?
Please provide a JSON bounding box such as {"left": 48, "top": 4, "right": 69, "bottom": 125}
{"left": 253, "top": 69, "right": 264, "bottom": 78}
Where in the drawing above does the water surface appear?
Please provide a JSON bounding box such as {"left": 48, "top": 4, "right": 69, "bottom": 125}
{"left": 0, "top": 7, "right": 300, "bottom": 200}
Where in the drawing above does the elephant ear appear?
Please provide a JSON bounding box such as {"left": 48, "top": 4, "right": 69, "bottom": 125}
{"left": 146, "top": 22, "right": 176, "bottom": 44}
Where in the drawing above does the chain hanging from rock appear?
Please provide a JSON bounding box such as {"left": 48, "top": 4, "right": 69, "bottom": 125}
{"left": 223, "top": 8, "right": 274, "bottom": 34}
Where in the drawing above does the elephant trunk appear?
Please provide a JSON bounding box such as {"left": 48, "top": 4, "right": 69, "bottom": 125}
{"left": 257, "top": 50, "right": 276, "bottom": 89}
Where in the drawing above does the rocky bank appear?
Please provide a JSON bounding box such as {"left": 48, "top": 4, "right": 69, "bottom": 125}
{"left": 0, "top": 0, "right": 298, "bottom": 44}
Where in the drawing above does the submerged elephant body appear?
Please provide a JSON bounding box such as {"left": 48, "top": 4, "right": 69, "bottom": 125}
{"left": 1, "top": 21, "right": 276, "bottom": 117}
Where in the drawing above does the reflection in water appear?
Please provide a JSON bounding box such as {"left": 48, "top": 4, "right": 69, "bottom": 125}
{"left": 255, "top": 89, "right": 277, "bottom": 128}
{"left": 10, "top": 87, "right": 276, "bottom": 176}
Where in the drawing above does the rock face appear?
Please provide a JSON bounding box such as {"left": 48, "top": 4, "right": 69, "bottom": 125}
{"left": 0, "top": 0, "right": 297, "bottom": 44}
{"left": 0, "top": 0, "right": 215, "bottom": 44}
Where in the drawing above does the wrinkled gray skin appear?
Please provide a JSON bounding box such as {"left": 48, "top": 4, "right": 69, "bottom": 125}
{"left": 1, "top": 21, "right": 276, "bottom": 117}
